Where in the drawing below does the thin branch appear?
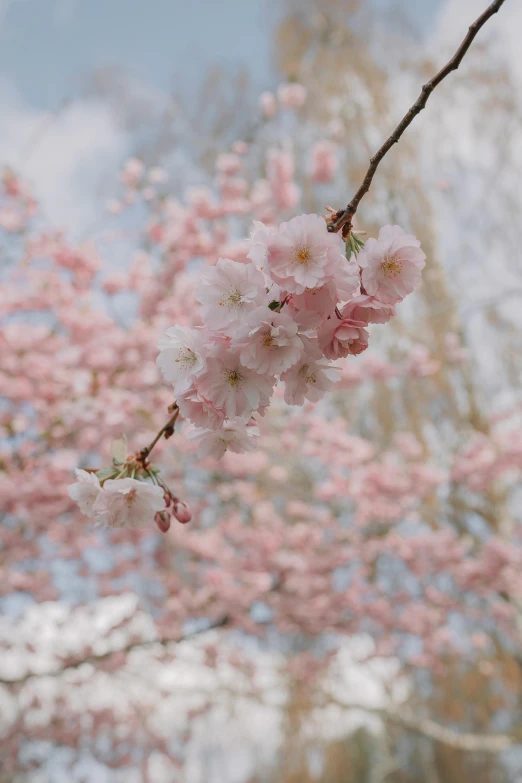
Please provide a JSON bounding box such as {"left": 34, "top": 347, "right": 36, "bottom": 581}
{"left": 326, "top": 696, "right": 515, "bottom": 753}
{"left": 329, "top": 0, "right": 507, "bottom": 237}
{"left": 0, "top": 582, "right": 283, "bottom": 686}
{"left": 0, "top": 615, "right": 230, "bottom": 686}
{"left": 138, "top": 404, "right": 179, "bottom": 464}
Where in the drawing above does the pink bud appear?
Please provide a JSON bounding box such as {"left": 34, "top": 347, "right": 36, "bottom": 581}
{"left": 155, "top": 511, "right": 171, "bottom": 533}
{"left": 173, "top": 501, "right": 192, "bottom": 524}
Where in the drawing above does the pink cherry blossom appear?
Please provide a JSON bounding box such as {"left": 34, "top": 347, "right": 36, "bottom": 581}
{"left": 281, "top": 340, "right": 340, "bottom": 405}
{"left": 333, "top": 257, "right": 361, "bottom": 301}
{"left": 318, "top": 317, "right": 369, "bottom": 359}
{"left": 120, "top": 157, "right": 144, "bottom": 188}
{"left": 176, "top": 383, "right": 226, "bottom": 430}
{"left": 189, "top": 419, "right": 259, "bottom": 459}
{"left": 233, "top": 306, "right": 304, "bottom": 375}
{"left": 92, "top": 478, "right": 165, "bottom": 528}
{"left": 249, "top": 214, "right": 344, "bottom": 295}
{"left": 259, "top": 91, "right": 277, "bottom": 118}
{"left": 156, "top": 325, "right": 207, "bottom": 394}
{"left": 277, "top": 82, "right": 307, "bottom": 109}
{"left": 147, "top": 166, "right": 168, "bottom": 184}
{"left": 67, "top": 469, "right": 101, "bottom": 517}
{"left": 197, "top": 257, "right": 268, "bottom": 332}
{"left": 288, "top": 283, "right": 338, "bottom": 328}
{"left": 358, "top": 225, "right": 426, "bottom": 304}
{"left": 310, "top": 140, "right": 337, "bottom": 183}
{"left": 196, "top": 344, "right": 275, "bottom": 419}
{"left": 341, "top": 294, "right": 396, "bottom": 324}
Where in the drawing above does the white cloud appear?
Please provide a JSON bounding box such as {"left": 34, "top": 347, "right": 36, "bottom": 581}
{"left": 0, "top": 78, "right": 129, "bottom": 235}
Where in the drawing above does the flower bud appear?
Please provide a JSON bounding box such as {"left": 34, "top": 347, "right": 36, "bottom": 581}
{"left": 155, "top": 511, "right": 171, "bottom": 533}
{"left": 173, "top": 501, "right": 192, "bottom": 524}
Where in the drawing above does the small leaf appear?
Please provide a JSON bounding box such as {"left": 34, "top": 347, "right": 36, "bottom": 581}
{"left": 111, "top": 434, "right": 128, "bottom": 465}
{"left": 95, "top": 467, "right": 119, "bottom": 482}
{"left": 345, "top": 233, "right": 365, "bottom": 260}
{"left": 268, "top": 300, "right": 280, "bottom": 311}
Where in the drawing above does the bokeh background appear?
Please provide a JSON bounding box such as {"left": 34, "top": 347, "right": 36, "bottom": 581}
{"left": 2, "top": 0, "right": 522, "bottom": 781}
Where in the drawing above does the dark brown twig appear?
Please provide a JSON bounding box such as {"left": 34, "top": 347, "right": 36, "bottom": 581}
{"left": 138, "top": 405, "right": 179, "bottom": 464}
{"left": 328, "top": 0, "right": 507, "bottom": 237}
{"left": 0, "top": 615, "right": 230, "bottom": 686}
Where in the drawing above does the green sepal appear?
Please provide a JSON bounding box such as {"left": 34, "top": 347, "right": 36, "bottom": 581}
{"left": 95, "top": 467, "right": 120, "bottom": 482}
{"left": 345, "top": 233, "right": 365, "bottom": 259}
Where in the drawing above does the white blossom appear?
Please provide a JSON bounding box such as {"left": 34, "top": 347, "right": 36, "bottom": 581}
{"left": 189, "top": 420, "right": 259, "bottom": 459}
{"left": 196, "top": 257, "right": 268, "bottom": 333}
{"left": 92, "top": 478, "right": 165, "bottom": 528}
{"left": 156, "top": 325, "right": 206, "bottom": 394}
{"left": 233, "top": 305, "right": 303, "bottom": 375}
{"left": 196, "top": 344, "right": 275, "bottom": 420}
{"left": 67, "top": 469, "right": 101, "bottom": 517}
{"left": 281, "top": 338, "right": 340, "bottom": 405}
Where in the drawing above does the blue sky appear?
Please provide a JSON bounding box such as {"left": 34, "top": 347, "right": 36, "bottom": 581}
{"left": 0, "top": 0, "right": 444, "bottom": 110}
{"left": 0, "top": 0, "right": 518, "bottom": 233}
{"left": 0, "top": 0, "right": 280, "bottom": 108}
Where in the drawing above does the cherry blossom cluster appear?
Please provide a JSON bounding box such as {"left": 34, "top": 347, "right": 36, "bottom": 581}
{"left": 155, "top": 216, "right": 426, "bottom": 460}
{"left": 68, "top": 436, "right": 192, "bottom": 532}
{"left": 66, "top": 210, "right": 425, "bottom": 526}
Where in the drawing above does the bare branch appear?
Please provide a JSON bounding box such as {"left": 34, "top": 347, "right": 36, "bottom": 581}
{"left": 0, "top": 614, "right": 230, "bottom": 686}
{"left": 329, "top": 0, "right": 507, "bottom": 237}
{"left": 327, "top": 697, "right": 515, "bottom": 753}
{"left": 137, "top": 404, "right": 179, "bottom": 465}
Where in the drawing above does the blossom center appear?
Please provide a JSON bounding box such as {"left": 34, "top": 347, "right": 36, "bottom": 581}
{"left": 299, "top": 363, "right": 317, "bottom": 384}
{"left": 223, "top": 369, "right": 245, "bottom": 389}
{"left": 175, "top": 349, "right": 196, "bottom": 367}
{"left": 219, "top": 289, "right": 244, "bottom": 309}
{"left": 263, "top": 330, "right": 274, "bottom": 347}
{"left": 381, "top": 256, "right": 403, "bottom": 279}
{"left": 293, "top": 244, "right": 312, "bottom": 265}
{"left": 125, "top": 488, "right": 137, "bottom": 507}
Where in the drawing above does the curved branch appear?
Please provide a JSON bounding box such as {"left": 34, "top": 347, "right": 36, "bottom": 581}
{"left": 0, "top": 614, "right": 230, "bottom": 686}
{"left": 329, "top": 0, "right": 507, "bottom": 237}
{"left": 137, "top": 404, "right": 179, "bottom": 464}
{"left": 327, "top": 696, "right": 515, "bottom": 753}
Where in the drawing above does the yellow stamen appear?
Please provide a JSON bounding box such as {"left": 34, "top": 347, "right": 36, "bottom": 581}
{"left": 293, "top": 244, "right": 312, "bottom": 265}
{"left": 125, "top": 489, "right": 137, "bottom": 507}
{"left": 381, "top": 256, "right": 403, "bottom": 278}
{"left": 300, "top": 364, "right": 317, "bottom": 384}
{"left": 175, "top": 349, "right": 196, "bottom": 366}
{"left": 219, "top": 289, "right": 243, "bottom": 307}
{"left": 223, "top": 369, "right": 244, "bottom": 389}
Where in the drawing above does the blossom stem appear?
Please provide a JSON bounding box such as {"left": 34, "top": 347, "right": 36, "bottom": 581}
{"left": 328, "top": 0, "right": 507, "bottom": 238}
{"left": 138, "top": 405, "right": 179, "bottom": 464}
